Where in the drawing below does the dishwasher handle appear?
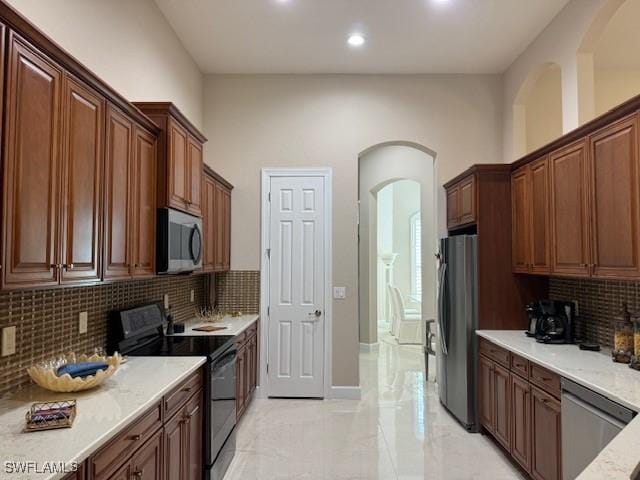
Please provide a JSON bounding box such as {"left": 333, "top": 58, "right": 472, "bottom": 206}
{"left": 562, "top": 391, "right": 627, "bottom": 430}
{"left": 561, "top": 378, "right": 636, "bottom": 424}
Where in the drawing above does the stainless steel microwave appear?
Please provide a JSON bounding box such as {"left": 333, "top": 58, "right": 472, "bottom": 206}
{"left": 157, "top": 208, "right": 202, "bottom": 274}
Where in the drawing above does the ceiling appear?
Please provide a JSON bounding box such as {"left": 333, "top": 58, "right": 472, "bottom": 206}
{"left": 154, "top": 0, "right": 570, "bottom": 75}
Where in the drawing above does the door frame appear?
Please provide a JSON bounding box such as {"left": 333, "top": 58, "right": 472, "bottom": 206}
{"left": 259, "top": 167, "right": 333, "bottom": 399}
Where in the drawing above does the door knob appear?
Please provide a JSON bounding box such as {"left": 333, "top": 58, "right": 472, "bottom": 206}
{"left": 308, "top": 310, "right": 322, "bottom": 317}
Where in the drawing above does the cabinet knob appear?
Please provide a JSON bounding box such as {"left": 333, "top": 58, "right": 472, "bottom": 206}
{"left": 63, "top": 264, "right": 74, "bottom": 270}
{"left": 129, "top": 434, "right": 142, "bottom": 441}
{"left": 132, "top": 470, "right": 143, "bottom": 479}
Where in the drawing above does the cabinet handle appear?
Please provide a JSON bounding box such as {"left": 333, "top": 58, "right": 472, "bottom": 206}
{"left": 541, "top": 377, "right": 552, "bottom": 382}
{"left": 63, "top": 264, "right": 74, "bottom": 270}
{"left": 515, "top": 363, "right": 525, "bottom": 368}
{"left": 181, "top": 387, "right": 193, "bottom": 393}
{"left": 129, "top": 434, "right": 142, "bottom": 441}
{"left": 132, "top": 470, "right": 143, "bottom": 479}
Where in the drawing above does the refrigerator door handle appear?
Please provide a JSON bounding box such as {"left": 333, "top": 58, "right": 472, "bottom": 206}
{"left": 437, "top": 262, "right": 448, "bottom": 355}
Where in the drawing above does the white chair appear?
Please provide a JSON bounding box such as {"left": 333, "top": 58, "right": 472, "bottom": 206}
{"left": 390, "top": 286, "right": 424, "bottom": 344}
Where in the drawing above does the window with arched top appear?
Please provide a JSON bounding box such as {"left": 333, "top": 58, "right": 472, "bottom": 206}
{"left": 410, "top": 211, "right": 422, "bottom": 301}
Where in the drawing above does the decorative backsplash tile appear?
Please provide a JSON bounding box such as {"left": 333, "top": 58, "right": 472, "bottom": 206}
{"left": 549, "top": 277, "right": 640, "bottom": 348}
{"left": 214, "top": 271, "right": 260, "bottom": 314}
{"left": 0, "top": 275, "right": 207, "bottom": 397}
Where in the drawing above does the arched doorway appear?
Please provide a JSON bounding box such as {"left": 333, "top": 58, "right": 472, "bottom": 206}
{"left": 358, "top": 142, "right": 437, "bottom": 348}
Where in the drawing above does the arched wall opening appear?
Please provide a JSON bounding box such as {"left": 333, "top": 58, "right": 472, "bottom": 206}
{"left": 358, "top": 142, "right": 437, "bottom": 347}
{"left": 512, "top": 63, "right": 563, "bottom": 158}
{"left": 578, "top": 0, "right": 639, "bottom": 123}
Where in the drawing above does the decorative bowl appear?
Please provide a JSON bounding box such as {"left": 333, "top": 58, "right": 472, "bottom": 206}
{"left": 27, "top": 353, "right": 122, "bottom": 393}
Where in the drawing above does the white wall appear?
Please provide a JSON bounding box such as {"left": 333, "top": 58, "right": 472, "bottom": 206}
{"left": 6, "top": 0, "right": 205, "bottom": 128}
{"left": 203, "top": 74, "right": 503, "bottom": 386}
{"left": 594, "top": 69, "right": 640, "bottom": 115}
{"left": 525, "top": 65, "right": 563, "bottom": 153}
{"left": 392, "top": 180, "right": 421, "bottom": 307}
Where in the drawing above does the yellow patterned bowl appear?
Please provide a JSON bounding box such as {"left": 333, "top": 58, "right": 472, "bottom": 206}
{"left": 27, "top": 353, "right": 122, "bottom": 393}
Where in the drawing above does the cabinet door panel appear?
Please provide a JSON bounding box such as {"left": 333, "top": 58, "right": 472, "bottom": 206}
{"left": 529, "top": 157, "right": 551, "bottom": 274}
{"left": 510, "top": 373, "right": 531, "bottom": 472}
{"left": 590, "top": 115, "right": 640, "bottom": 278}
{"left": 531, "top": 386, "right": 562, "bottom": 480}
{"left": 165, "top": 411, "right": 185, "bottom": 480}
{"left": 187, "top": 136, "right": 202, "bottom": 216}
{"left": 446, "top": 186, "right": 460, "bottom": 229}
{"left": 511, "top": 168, "right": 529, "bottom": 273}
{"left": 60, "top": 76, "right": 104, "bottom": 284}
{"left": 130, "top": 430, "right": 163, "bottom": 480}
{"left": 478, "top": 355, "right": 494, "bottom": 432}
{"left": 550, "top": 141, "right": 590, "bottom": 276}
{"left": 236, "top": 345, "right": 246, "bottom": 419}
{"left": 202, "top": 175, "right": 216, "bottom": 272}
{"left": 168, "top": 119, "right": 188, "bottom": 209}
{"left": 214, "top": 182, "right": 231, "bottom": 271}
{"left": 103, "top": 105, "right": 132, "bottom": 280}
{"left": 186, "top": 394, "right": 203, "bottom": 480}
{"left": 493, "top": 363, "right": 511, "bottom": 449}
{"left": 131, "top": 127, "right": 157, "bottom": 278}
{"left": 459, "top": 177, "right": 476, "bottom": 225}
{"left": 3, "top": 34, "right": 61, "bottom": 288}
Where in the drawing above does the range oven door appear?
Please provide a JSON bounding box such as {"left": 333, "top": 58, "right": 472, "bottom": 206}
{"left": 157, "top": 208, "right": 203, "bottom": 273}
{"left": 209, "top": 344, "right": 237, "bottom": 467}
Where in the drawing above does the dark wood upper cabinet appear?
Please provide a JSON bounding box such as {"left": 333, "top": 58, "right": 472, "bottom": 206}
{"left": 493, "top": 363, "right": 511, "bottom": 450}
{"left": 187, "top": 135, "right": 203, "bottom": 216}
{"left": 214, "top": 181, "right": 232, "bottom": 271}
{"left": 131, "top": 127, "right": 157, "bottom": 278}
{"left": 446, "top": 186, "right": 460, "bottom": 229}
{"left": 549, "top": 140, "right": 590, "bottom": 277}
{"left": 531, "top": 386, "right": 562, "bottom": 480}
{"left": 459, "top": 176, "right": 476, "bottom": 225}
{"left": 529, "top": 157, "right": 551, "bottom": 274}
{"left": 59, "top": 75, "right": 104, "bottom": 285}
{"left": 2, "top": 33, "right": 61, "bottom": 289}
{"left": 511, "top": 167, "right": 529, "bottom": 273}
{"left": 510, "top": 373, "right": 532, "bottom": 473}
{"left": 202, "top": 174, "right": 216, "bottom": 272}
{"left": 103, "top": 105, "right": 133, "bottom": 281}
{"left": 589, "top": 114, "right": 640, "bottom": 278}
{"left": 133, "top": 102, "right": 206, "bottom": 218}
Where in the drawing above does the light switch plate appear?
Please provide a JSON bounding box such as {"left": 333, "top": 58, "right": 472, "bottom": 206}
{"left": 190, "top": 289, "right": 195, "bottom": 303}
{"left": 333, "top": 287, "right": 346, "bottom": 299}
{"left": 79, "top": 311, "right": 88, "bottom": 334}
{"left": 1, "top": 326, "right": 16, "bottom": 357}
{"left": 164, "top": 294, "right": 170, "bottom": 309}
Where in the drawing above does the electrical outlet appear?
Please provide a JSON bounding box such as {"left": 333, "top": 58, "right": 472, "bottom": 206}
{"left": 333, "top": 287, "right": 346, "bottom": 299}
{"left": 79, "top": 311, "right": 88, "bottom": 334}
{"left": 1, "top": 326, "right": 16, "bottom": 357}
{"left": 164, "top": 294, "right": 170, "bottom": 309}
{"left": 190, "top": 289, "right": 195, "bottom": 303}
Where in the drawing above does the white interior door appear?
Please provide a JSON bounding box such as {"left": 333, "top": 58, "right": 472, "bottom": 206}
{"left": 267, "top": 175, "right": 325, "bottom": 397}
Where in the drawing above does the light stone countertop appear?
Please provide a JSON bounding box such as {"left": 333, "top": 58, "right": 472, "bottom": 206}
{"left": 167, "top": 314, "right": 259, "bottom": 337}
{"left": 0, "top": 356, "right": 206, "bottom": 480}
{"left": 476, "top": 330, "right": 640, "bottom": 480}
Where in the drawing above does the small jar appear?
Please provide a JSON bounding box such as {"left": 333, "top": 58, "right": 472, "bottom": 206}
{"left": 614, "top": 303, "right": 634, "bottom": 354}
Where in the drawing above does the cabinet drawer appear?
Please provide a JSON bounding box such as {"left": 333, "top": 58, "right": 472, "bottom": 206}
{"left": 89, "top": 401, "right": 162, "bottom": 480}
{"left": 529, "top": 362, "right": 561, "bottom": 398}
{"left": 510, "top": 353, "right": 529, "bottom": 379}
{"left": 246, "top": 322, "right": 258, "bottom": 338}
{"left": 479, "top": 338, "right": 510, "bottom": 368}
{"left": 164, "top": 369, "right": 203, "bottom": 420}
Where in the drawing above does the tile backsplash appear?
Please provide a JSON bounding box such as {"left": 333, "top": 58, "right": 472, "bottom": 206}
{"left": 549, "top": 276, "right": 640, "bottom": 348}
{"left": 0, "top": 275, "right": 207, "bottom": 397}
{"left": 214, "top": 270, "right": 260, "bottom": 314}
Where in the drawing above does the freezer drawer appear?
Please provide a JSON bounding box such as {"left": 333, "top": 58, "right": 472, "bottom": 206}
{"left": 561, "top": 379, "right": 635, "bottom": 480}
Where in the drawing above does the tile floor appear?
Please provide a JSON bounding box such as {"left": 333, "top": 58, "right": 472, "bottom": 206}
{"left": 225, "top": 332, "right": 524, "bottom": 479}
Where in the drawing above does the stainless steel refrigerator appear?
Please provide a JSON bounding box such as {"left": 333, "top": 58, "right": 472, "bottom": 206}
{"left": 437, "top": 235, "right": 479, "bottom": 432}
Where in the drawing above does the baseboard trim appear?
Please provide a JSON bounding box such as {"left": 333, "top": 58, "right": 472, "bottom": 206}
{"left": 359, "top": 342, "right": 379, "bottom": 353}
{"left": 329, "top": 385, "right": 362, "bottom": 400}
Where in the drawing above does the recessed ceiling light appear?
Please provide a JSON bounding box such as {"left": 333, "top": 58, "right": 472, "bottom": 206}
{"left": 348, "top": 33, "right": 365, "bottom": 47}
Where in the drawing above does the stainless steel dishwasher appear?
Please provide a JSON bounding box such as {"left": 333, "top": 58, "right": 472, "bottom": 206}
{"left": 561, "top": 378, "right": 636, "bottom": 479}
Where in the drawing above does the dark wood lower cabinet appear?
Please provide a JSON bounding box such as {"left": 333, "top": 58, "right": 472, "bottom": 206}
{"left": 479, "top": 341, "right": 562, "bottom": 480}
{"left": 164, "top": 391, "right": 203, "bottom": 480}
{"left": 129, "top": 430, "right": 163, "bottom": 480}
{"left": 511, "top": 373, "right": 532, "bottom": 472}
{"left": 493, "top": 363, "right": 511, "bottom": 449}
{"left": 531, "top": 386, "right": 562, "bottom": 480}
{"left": 236, "top": 322, "right": 259, "bottom": 420}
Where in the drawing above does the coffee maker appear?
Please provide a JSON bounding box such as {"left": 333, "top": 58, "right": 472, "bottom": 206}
{"left": 525, "top": 299, "right": 575, "bottom": 344}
